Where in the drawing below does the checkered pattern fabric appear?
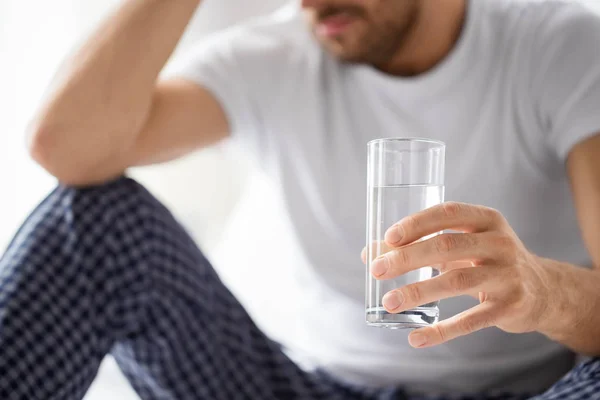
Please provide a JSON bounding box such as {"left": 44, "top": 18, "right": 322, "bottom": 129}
{"left": 1, "top": 177, "right": 599, "bottom": 400}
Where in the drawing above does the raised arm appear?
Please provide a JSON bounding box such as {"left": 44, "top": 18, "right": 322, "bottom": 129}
{"left": 28, "top": 0, "right": 229, "bottom": 186}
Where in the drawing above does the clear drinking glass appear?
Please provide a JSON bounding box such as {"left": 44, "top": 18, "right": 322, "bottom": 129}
{"left": 366, "top": 138, "right": 446, "bottom": 329}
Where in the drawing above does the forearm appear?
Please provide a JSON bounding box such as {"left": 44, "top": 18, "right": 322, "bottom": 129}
{"left": 539, "top": 259, "right": 600, "bottom": 356}
{"left": 29, "top": 0, "right": 201, "bottom": 185}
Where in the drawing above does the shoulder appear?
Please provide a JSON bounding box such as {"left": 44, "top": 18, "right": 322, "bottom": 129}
{"left": 488, "top": 0, "right": 600, "bottom": 52}
{"left": 521, "top": 1, "right": 600, "bottom": 87}
{"left": 530, "top": 1, "right": 600, "bottom": 51}
{"left": 475, "top": 0, "right": 600, "bottom": 90}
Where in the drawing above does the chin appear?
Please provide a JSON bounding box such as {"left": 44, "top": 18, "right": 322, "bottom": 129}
{"left": 319, "top": 38, "right": 369, "bottom": 64}
{"left": 325, "top": 45, "right": 370, "bottom": 64}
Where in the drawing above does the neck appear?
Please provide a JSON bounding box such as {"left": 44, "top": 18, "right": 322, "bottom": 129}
{"left": 377, "top": 0, "right": 467, "bottom": 77}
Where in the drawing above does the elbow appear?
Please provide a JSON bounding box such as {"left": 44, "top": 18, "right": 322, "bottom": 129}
{"left": 27, "top": 123, "right": 101, "bottom": 187}
{"left": 27, "top": 123, "right": 61, "bottom": 177}
{"left": 27, "top": 123, "right": 51, "bottom": 166}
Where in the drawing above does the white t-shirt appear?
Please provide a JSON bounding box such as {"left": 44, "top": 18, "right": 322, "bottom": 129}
{"left": 169, "top": 0, "right": 600, "bottom": 394}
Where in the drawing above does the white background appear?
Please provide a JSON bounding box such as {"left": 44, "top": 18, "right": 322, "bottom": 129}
{"left": 1, "top": 1, "right": 600, "bottom": 399}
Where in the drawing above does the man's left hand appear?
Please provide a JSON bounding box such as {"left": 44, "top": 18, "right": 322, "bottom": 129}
{"left": 366, "top": 202, "right": 557, "bottom": 349}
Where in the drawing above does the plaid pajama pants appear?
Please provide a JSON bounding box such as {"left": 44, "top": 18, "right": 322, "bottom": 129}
{"left": 1, "top": 177, "right": 599, "bottom": 400}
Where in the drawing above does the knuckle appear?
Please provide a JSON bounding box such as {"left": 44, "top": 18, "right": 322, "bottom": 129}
{"left": 482, "top": 206, "right": 504, "bottom": 224}
{"left": 492, "top": 233, "right": 518, "bottom": 258}
{"left": 392, "top": 249, "right": 411, "bottom": 268}
{"left": 441, "top": 202, "right": 463, "bottom": 218}
{"left": 435, "top": 234, "right": 459, "bottom": 254}
{"left": 402, "top": 215, "right": 420, "bottom": 234}
{"left": 433, "top": 323, "right": 447, "bottom": 342}
{"left": 510, "top": 295, "right": 527, "bottom": 313}
{"left": 447, "top": 270, "right": 472, "bottom": 293}
{"left": 402, "top": 284, "right": 422, "bottom": 304}
{"left": 464, "top": 233, "right": 479, "bottom": 248}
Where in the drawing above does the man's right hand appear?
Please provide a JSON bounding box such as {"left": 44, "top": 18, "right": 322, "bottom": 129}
{"left": 28, "top": 0, "right": 229, "bottom": 186}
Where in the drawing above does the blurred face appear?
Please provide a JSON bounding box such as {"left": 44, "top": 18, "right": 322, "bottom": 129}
{"left": 302, "top": 0, "right": 421, "bottom": 65}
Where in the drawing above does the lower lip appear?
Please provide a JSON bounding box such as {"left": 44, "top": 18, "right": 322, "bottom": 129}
{"left": 316, "top": 17, "right": 355, "bottom": 37}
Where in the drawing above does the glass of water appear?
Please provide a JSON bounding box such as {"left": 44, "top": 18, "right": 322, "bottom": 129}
{"left": 365, "top": 138, "right": 445, "bottom": 329}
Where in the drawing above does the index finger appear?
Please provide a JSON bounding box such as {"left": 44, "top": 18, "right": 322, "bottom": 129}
{"left": 385, "top": 202, "right": 507, "bottom": 247}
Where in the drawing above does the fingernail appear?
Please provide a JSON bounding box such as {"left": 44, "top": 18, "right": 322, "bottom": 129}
{"left": 409, "top": 333, "right": 428, "bottom": 348}
{"left": 370, "top": 256, "right": 389, "bottom": 277}
{"left": 382, "top": 292, "right": 403, "bottom": 311}
{"left": 385, "top": 224, "right": 404, "bottom": 244}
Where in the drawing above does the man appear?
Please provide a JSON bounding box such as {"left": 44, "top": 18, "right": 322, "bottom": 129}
{"left": 1, "top": 0, "right": 600, "bottom": 398}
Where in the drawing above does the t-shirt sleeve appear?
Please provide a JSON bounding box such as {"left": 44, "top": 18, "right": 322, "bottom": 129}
{"left": 163, "top": 28, "right": 271, "bottom": 160}
{"left": 532, "top": 5, "right": 600, "bottom": 161}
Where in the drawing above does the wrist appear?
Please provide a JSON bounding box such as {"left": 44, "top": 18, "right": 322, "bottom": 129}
{"left": 536, "top": 261, "right": 596, "bottom": 341}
